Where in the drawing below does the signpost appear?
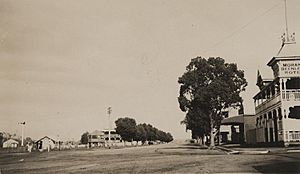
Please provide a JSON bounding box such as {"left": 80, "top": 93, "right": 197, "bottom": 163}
{"left": 18, "top": 122, "right": 25, "bottom": 146}
{"left": 107, "top": 107, "right": 112, "bottom": 147}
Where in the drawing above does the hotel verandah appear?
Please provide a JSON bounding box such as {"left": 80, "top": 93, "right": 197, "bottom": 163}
{"left": 253, "top": 33, "right": 300, "bottom": 146}
{"left": 221, "top": 33, "right": 300, "bottom": 146}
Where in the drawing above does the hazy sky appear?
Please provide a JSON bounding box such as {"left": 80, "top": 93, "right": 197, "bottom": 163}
{"left": 1, "top": 0, "right": 300, "bottom": 141}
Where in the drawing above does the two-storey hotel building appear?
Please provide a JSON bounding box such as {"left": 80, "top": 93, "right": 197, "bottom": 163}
{"left": 253, "top": 34, "right": 300, "bottom": 146}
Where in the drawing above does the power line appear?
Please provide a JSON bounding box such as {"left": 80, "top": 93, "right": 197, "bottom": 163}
{"left": 203, "top": 1, "right": 282, "bottom": 54}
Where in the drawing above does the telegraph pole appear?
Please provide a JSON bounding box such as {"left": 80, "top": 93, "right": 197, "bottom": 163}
{"left": 18, "top": 122, "right": 25, "bottom": 146}
{"left": 284, "top": 0, "right": 289, "bottom": 41}
{"left": 107, "top": 107, "right": 112, "bottom": 147}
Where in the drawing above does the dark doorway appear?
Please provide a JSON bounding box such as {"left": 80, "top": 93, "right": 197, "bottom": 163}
{"left": 269, "top": 128, "right": 274, "bottom": 142}
{"left": 265, "top": 128, "right": 269, "bottom": 142}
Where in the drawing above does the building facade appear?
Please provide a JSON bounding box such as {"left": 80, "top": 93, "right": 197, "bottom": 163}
{"left": 35, "top": 136, "right": 59, "bottom": 151}
{"left": 3, "top": 139, "right": 19, "bottom": 148}
{"left": 253, "top": 34, "right": 300, "bottom": 146}
{"left": 88, "top": 130, "right": 122, "bottom": 147}
{"left": 220, "top": 108, "right": 256, "bottom": 144}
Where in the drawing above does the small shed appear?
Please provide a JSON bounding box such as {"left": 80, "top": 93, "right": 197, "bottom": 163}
{"left": 35, "top": 136, "right": 58, "bottom": 151}
{"left": 3, "top": 139, "right": 19, "bottom": 148}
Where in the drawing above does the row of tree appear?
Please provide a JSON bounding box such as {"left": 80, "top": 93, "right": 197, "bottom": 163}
{"left": 178, "top": 57, "right": 247, "bottom": 147}
{"left": 115, "top": 117, "right": 173, "bottom": 144}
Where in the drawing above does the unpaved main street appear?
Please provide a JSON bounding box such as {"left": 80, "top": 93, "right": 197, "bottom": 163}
{"left": 0, "top": 141, "right": 300, "bottom": 173}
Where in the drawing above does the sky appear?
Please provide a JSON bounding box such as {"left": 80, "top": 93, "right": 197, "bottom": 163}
{"left": 1, "top": 0, "right": 300, "bottom": 141}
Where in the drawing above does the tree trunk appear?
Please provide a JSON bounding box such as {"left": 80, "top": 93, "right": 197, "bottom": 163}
{"left": 218, "top": 129, "right": 221, "bottom": 145}
{"left": 199, "top": 136, "right": 203, "bottom": 145}
{"left": 210, "top": 113, "right": 215, "bottom": 148}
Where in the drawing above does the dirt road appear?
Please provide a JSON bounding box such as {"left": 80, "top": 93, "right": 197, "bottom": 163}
{"left": 0, "top": 141, "right": 299, "bottom": 173}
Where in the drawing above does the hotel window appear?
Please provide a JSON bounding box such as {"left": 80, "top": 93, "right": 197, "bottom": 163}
{"left": 286, "top": 78, "right": 300, "bottom": 89}
{"left": 288, "top": 106, "right": 300, "bottom": 119}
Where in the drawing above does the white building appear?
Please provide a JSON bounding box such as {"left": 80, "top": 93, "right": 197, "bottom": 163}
{"left": 253, "top": 33, "right": 300, "bottom": 146}
{"left": 3, "top": 139, "right": 19, "bottom": 148}
{"left": 88, "top": 130, "right": 122, "bottom": 147}
{"left": 35, "top": 136, "right": 59, "bottom": 151}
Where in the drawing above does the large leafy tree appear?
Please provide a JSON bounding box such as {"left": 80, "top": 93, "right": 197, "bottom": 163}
{"left": 115, "top": 117, "right": 137, "bottom": 142}
{"left": 178, "top": 57, "right": 247, "bottom": 147}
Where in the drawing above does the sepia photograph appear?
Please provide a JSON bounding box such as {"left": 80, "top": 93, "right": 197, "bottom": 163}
{"left": 0, "top": 0, "right": 300, "bottom": 173}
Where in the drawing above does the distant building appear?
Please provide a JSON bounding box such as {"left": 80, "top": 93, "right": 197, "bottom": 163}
{"left": 3, "top": 139, "right": 19, "bottom": 148}
{"left": 88, "top": 130, "right": 122, "bottom": 147}
{"left": 35, "top": 136, "right": 59, "bottom": 151}
{"left": 253, "top": 33, "right": 300, "bottom": 146}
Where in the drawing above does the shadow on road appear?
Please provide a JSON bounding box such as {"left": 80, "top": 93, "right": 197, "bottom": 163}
{"left": 160, "top": 144, "right": 207, "bottom": 150}
{"left": 253, "top": 161, "right": 300, "bottom": 173}
{"left": 155, "top": 143, "right": 224, "bottom": 156}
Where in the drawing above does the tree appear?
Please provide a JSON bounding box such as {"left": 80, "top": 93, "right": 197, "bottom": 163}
{"left": 180, "top": 105, "right": 210, "bottom": 144}
{"left": 165, "top": 132, "right": 173, "bottom": 143}
{"left": 178, "top": 57, "right": 247, "bottom": 147}
{"left": 24, "top": 137, "right": 34, "bottom": 145}
{"left": 115, "top": 117, "right": 137, "bottom": 142}
{"left": 135, "top": 124, "right": 147, "bottom": 144}
{"left": 80, "top": 132, "right": 89, "bottom": 144}
{"left": 144, "top": 124, "right": 156, "bottom": 141}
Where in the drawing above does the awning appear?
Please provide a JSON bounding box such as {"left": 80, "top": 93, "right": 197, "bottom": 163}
{"left": 221, "top": 115, "right": 245, "bottom": 125}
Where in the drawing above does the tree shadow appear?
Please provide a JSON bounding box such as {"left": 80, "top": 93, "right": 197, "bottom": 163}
{"left": 161, "top": 143, "right": 208, "bottom": 150}
{"left": 161, "top": 146, "right": 207, "bottom": 150}
{"left": 252, "top": 159, "right": 300, "bottom": 173}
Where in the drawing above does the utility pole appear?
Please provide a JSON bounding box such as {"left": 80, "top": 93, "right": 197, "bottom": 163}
{"left": 107, "top": 107, "right": 112, "bottom": 147}
{"left": 18, "top": 122, "right": 25, "bottom": 146}
{"left": 284, "top": 0, "right": 289, "bottom": 41}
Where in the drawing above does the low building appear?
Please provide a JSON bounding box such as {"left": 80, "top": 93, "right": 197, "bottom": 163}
{"left": 3, "top": 139, "right": 19, "bottom": 148}
{"left": 35, "top": 136, "right": 59, "bottom": 151}
{"left": 221, "top": 114, "right": 256, "bottom": 144}
{"left": 220, "top": 107, "right": 256, "bottom": 144}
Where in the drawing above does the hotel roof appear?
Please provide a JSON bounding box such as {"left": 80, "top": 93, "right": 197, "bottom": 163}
{"left": 267, "top": 40, "right": 300, "bottom": 66}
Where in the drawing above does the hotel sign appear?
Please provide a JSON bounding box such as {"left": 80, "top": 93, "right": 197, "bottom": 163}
{"left": 278, "top": 60, "right": 300, "bottom": 77}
